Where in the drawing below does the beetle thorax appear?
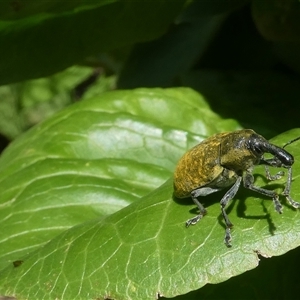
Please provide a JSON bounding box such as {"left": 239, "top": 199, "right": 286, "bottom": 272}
{"left": 220, "top": 149, "right": 258, "bottom": 172}
{"left": 219, "top": 132, "right": 259, "bottom": 173}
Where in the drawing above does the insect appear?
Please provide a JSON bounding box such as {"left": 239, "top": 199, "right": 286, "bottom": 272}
{"left": 173, "top": 129, "right": 300, "bottom": 247}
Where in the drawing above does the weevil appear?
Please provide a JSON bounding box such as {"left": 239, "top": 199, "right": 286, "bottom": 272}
{"left": 173, "top": 129, "right": 300, "bottom": 247}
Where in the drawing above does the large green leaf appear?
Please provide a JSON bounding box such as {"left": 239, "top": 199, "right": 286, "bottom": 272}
{"left": 0, "top": 87, "right": 239, "bottom": 274}
{"left": 1, "top": 127, "right": 300, "bottom": 299}
{"left": 0, "top": 0, "right": 186, "bottom": 84}
{"left": 1, "top": 87, "right": 300, "bottom": 299}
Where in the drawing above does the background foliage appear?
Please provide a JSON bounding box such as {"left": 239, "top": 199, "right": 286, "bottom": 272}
{"left": 1, "top": 0, "right": 300, "bottom": 299}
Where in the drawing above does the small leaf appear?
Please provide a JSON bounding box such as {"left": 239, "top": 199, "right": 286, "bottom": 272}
{"left": 252, "top": 0, "right": 300, "bottom": 42}
{"left": 0, "top": 0, "right": 186, "bottom": 84}
{"left": 0, "top": 65, "right": 100, "bottom": 138}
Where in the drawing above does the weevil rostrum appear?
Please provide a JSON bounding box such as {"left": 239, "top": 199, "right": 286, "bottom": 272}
{"left": 173, "top": 129, "right": 300, "bottom": 247}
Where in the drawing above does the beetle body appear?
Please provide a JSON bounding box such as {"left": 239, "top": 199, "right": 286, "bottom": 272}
{"left": 174, "top": 131, "right": 256, "bottom": 198}
{"left": 174, "top": 129, "right": 300, "bottom": 246}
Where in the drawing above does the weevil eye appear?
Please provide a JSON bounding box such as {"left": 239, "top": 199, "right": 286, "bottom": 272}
{"left": 252, "top": 144, "right": 263, "bottom": 156}
{"left": 247, "top": 135, "right": 264, "bottom": 157}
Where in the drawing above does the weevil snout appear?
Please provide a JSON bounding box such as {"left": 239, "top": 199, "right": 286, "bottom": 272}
{"left": 276, "top": 151, "right": 294, "bottom": 167}
{"left": 270, "top": 146, "right": 294, "bottom": 168}
{"left": 248, "top": 134, "right": 294, "bottom": 168}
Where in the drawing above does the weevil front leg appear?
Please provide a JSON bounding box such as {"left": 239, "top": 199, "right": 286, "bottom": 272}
{"left": 219, "top": 176, "right": 242, "bottom": 247}
{"left": 243, "top": 170, "right": 283, "bottom": 213}
{"left": 261, "top": 158, "right": 300, "bottom": 208}
{"left": 264, "top": 165, "right": 284, "bottom": 181}
{"left": 282, "top": 168, "right": 300, "bottom": 208}
{"left": 260, "top": 157, "right": 285, "bottom": 180}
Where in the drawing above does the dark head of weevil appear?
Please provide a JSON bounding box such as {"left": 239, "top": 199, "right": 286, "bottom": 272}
{"left": 247, "top": 132, "right": 294, "bottom": 169}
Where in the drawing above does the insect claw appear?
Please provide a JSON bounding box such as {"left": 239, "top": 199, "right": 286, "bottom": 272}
{"left": 224, "top": 228, "right": 232, "bottom": 247}
{"left": 268, "top": 171, "right": 285, "bottom": 181}
{"left": 284, "top": 195, "right": 300, "bottom": 209}
{"left": 273, "top": 196, "right": 283, "bottom": 214}
{"left": 186, "top": 215, "right": 202, "bottom": 227}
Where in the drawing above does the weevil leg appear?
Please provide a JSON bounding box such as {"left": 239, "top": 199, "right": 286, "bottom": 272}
{"left": 282, "top": 168, "right": 300, "bottom": 208}
{"left": 264, "top": 166, "right": 284, "bottom": 181}
{"left": 219, "top": 176, "right": 242, "bottom": 247}
{"left": 185, "top": 203, "right": 205, "bottom": 226}
{"left": 186, "top": 187, "right": 221, "bottom": 227}
{"left": 243, "top": 171, "right": 283, "bottom": 213}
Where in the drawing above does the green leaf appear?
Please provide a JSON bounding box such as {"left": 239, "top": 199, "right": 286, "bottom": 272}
{"left": 1, "top": 87, "right": 300, "bottom": 298}
{"left": 1, "top": 128, "right": 300, "bottom": 299}
{"left": 0, "top": 0, "right": 186, "bottom": 84}
{"left": 3, "top": 88, "right": 300, "bottom": 299}
{"left": 0, "top": 87, "right": 239, "bottom": 274}
{"left": 252, "top": 0, "right": 300, "bottom": 42}
{"left": 0, "top": 65, "right": 102, "bottom": 139}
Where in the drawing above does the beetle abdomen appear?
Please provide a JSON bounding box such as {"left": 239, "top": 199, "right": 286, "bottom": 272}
{"left": 174, "top": 133, "right": 229, "bottom": 198}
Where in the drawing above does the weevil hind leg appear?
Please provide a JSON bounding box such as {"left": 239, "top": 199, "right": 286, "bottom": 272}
{"left": 244, "top": 170, "right": 283, "bottom": 213}
{"left": 186, "top": 187, "right": 221, "bottom": 227}
{"left": 185, "top": 196, "right": 206, "bottom": 226}
{"left": 219, "top": 176, "right": 242, "bottom": 247}
{"left": 282, "top": 168, "right": 300, "bottom": 209}
{"left": 186, "top": 191, "right": 207, "bottom": 227}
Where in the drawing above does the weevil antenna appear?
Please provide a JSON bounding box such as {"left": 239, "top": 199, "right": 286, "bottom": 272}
{"left": 283, "top": 136, "right": 300, "bottom": 149}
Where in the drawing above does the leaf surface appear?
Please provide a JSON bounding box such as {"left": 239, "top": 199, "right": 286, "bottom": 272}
{"left": 1, "top": 129, "right": 300, "bottom": 299}
{"left": 0, "top": 87, "right": 238, "bottom": 272}
{"left": 2, "top": 88, "right": 300, "bottom": 299}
